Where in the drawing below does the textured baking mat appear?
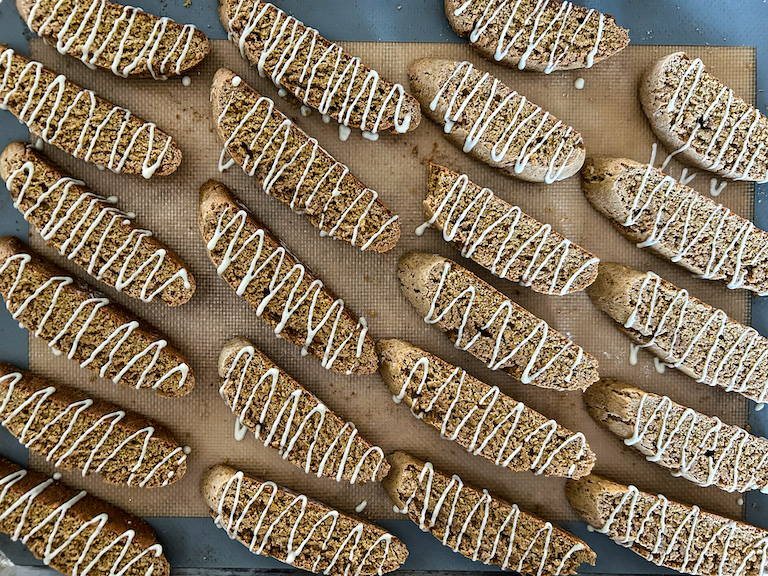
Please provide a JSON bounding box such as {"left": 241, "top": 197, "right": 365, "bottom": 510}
{"left": 22, "top": 40, "right": 754, "bottom": 523}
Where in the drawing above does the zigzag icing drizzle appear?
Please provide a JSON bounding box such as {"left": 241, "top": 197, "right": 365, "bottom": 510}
{"left": 624, "top": 271, "right": 768, "bottom": 402}
{"left": 0, "top": 467, "right": 164, "bottom": 574}
{"left": 453, "top": 0, "right": 605, "bottom": 73}
{"left": 597, "top": 484, "right": 768, "bottom": 575}
{"left": 429, "top": 61, "right": 581, "bottom": 183}
{"left": 206, "top": 206, "right": 368, "bottom": 372}
{"left": 394, "top": 461, "right": 587, "bottom": 573}
{"left": 226, "top": 0, "right": 412, "bottom": 139}
{"left": 0, "top": 253, "right": 189, "bottom": 390}
{"left": 217, "top": 88, "right": 398, "bottom": 250}
{"left": 424, "top": 260, "right": 585, "bottom": 383}
{"left": 222, "top": 345, "right": 385, "bottom": 483}
{"left": 7, "top": 160, "right": 191, "bottom": 302}
{"left": 0, "top": 48, "right": 173, "bottom": 179}
{"left": 26, "top": 0, "right": 198, "bottom": 79}
{"left": 624, "top": 391, "right": 768, "bottom": 493}
{"left": 214, "top": 470, "right": 395, "bottom": 574}
{"left": 392, "top": 354, "right": 588, "bottom": 475}
{"left": 0, "top": 372, "right": 186, "bottom": 487}
{"left": 417, "top": 171, "right": 598, "bottom": 294}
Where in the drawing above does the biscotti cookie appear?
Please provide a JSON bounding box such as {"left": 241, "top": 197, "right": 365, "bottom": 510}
{"left": 0, "top": 364, "right": 187, "bottom": 488}
{"left": 446, "top": 0, "right": 629, "bottom": 73}
{"left": 201, "top": 464, "right": 408, "bottom": 575}
{"left": 0, "top": 143, "right": 195, "bottom": 305}
{"left": 219, "top": 338, "right": 387, "bottom": 483}
{"left": 408, "top": 59, "right": 585, "bottom": 183}
{"left": 0, "top": 458, "right": 169, "bottom": 576}
{"left": 641, "top": 52, "right": 768, "bottom": 182}
{"left": 566, "top": 474, "right": 768, "bottom": 576}
{"left": 398, "top": 252, "right": 598, "bottom": 390}
{"left": 219, "top": 0, "right": 421, "bottom": 140}
{"left": 423, "top": 164, "right": 599, "bottom": 294}
{"left": 582, "top": 156, "right": 768, "bottom": 294}
{"left": 199, "top": 180, "right": 376, "bottom": 375}
{"left": 377, "top": 339, "right": 595, "bottom": 478}
{"left": 584, "top": 378, "right": 768, "bottom": 493}
{"left": 18, "top": 0, "right": 210, "bottom": 78}
{"left": 211, "top": 69, "right": 400, "bottom": 252}
{"left": 0, "top": 237, "right": 193, "bottom": 397}
{"left": 0, "top": 46, "right": 181, "bottom": 178}
{"left": 587, "top": 262, "right": 768, "bottom": 404}
{"left": 384, "top": 452, "right": 595, "bottom": 575}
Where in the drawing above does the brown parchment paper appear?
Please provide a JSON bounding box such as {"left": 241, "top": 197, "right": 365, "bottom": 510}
{"left": 24, "top": 40, "right": 754, "bottom": 523}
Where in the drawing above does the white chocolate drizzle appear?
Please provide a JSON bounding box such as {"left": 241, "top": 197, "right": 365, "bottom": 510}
{"left": 0, "top": 372, "right": 186, "bottom": 487}
{"left": 420, "top": 171, "right": 598, "bottom": 294}
{"left": 0, "top": 252, "right": 190, "bottom": 390}
{"left": 206, "top": 206, "right": 368, "bottom": 372}
{"left": 214, "top": 470, "right": 396, "bottom": 574}
{"left": 428, "top": 61, "right": 582, "bottom": 183}
{"left": 6, "top": 159, "right": 191, "bottom": 302}
{"left": 216, "top": 87, "right": 398, "bottom": 251}
{"left": 221, "top": 345, "right": 385, "bottom": 483}
{"left": 225, "top": 0, "right": 412, "bottom": 138}
{"left": 0, "top": 467, "right": 165, "bottom": 574}
{"left": 0, "top": 48, "right": 174, "bottom": 179}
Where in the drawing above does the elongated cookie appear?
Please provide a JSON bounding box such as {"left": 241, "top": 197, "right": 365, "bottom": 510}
{"left": 0, "top": 143, "right": 195, "bottom": 305}
{"left": 199, "top": 180, "right": 376, "bottom": 375}
{"left": 566, "top": 474, "right": 768, "bottom": 576}
{"left": 423, "top": 164, "right": 599, "bottom": 294}
{"left": 0, "top": 364, "right": 187, "bottom": 488}
{"left": 583, "top": 156, "right": 768, "bottom": 294}
{"left": 377, "top": 339, "right": 595, "bottom": 478}
{"left": 0, "top": 458, "right": 170, "bottom": 576}
{"left": 587, "top": 262, "right": 768, "bottom": 404}
{"left": 219, "top": 0, "right": 420, "bottom": 139}
{"left": 201, "top": 464, "right": 408, "bottom": 575}
{"left": 642, "top": 52, "right": 768, "bottom": 182}
{"left": 408, "top": 59, "right": 585, "bottom": 183}
{"left": 0, "top": 46, "right": 181, "bottom": 178}
{"left": 585, "top": 378, "right": 768, "bottom": 493}
{"left": 398, "top": 252, "right": 598, "bottom": 390}
{"left": 446, "top": 0, "right": 629, "bottom": 73}
{"left": 211, "top": 69, "right": 400, "bottom": 252}
{"left": 18, "top": 0, "right": 210, "bottom": 78}
{"left": 0, "top": 237, "right": 193, "bottom": 397}
{"left": 219, "top": 338, "right": 387, "bottom": 483}
{"left": 385, "top": 452, "right": 595, "bottom": 575}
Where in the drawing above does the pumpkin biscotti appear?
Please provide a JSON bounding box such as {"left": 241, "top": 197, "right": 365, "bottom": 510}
{"left": 408, "top": 59, "right": 585, "bottom": 183}
{"left": 445, "top": 0, "right": 629, "bottom": 73}
{"left": 0, "top": 364, "right": 187, "bottom": 488}
{"left": 384, "top": 452, "right": 596, "bottom": 575}
{"left": 566, "top": 474, "right": 768, "bottom": 576}
{"left": 398, "top": 252, "right": 598, "bottom": 391}
{"left": 219, "top": 0, "right": 421, "bottom": 139}
{"left": 585, "top": 378, "right": 768, "bottom": 493}
{"left": 199, "top": 180, "right": 376, "bottom": 375}
{"left": 424, "top": 164, "right": 599, "bottom": 294}
{"left": 0, "top": 46, "right": 181, "bottom": 178}
{"left": 0, "top": 458, "right": 170, "bottom": 576}
{"left": 219, "top": 338, "right": 387, "bottom": 483}
{"left": 18, "top": 0, "right": 210, "bottom": 78}
{"left": 0, "top": 237, "right": 193, "bottom": 397}
{"left": 582, "top": 156, "right": 768, "bottom": 294}
{"left": 211, "top": 69, "right": 400, "bottom": 252}
{"left": 377, "top": 339, "right": 595, "bottom": 478}
{"left": 201, "top": 464, "right": 408, "bottom": 575}
{"left": 0, "top": 142, "right": 195, "bottom": 305}
{"left": 642, "top": 52, "right": 768, "bottom": 182}
{"left": 587, "top": 262, "right": 768, "bottom": 404}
